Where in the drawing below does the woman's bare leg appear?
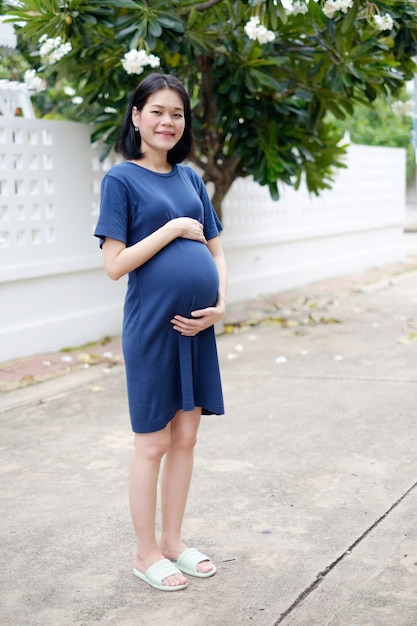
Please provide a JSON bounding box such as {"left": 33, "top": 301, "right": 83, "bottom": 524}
{"left": 159, "top": 408, "right": 214, "bottom": 574}
{"left": 129, "top": 427, "right": 187, "bottom": 587}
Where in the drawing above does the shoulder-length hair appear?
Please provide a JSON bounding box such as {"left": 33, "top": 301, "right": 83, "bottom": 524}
{"left": 118, "top": 72, "right": 194, "bottom": 165}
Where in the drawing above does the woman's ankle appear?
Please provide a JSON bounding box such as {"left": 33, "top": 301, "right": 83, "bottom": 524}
{"left": 159, "top": 539, "right": 187, "bottom": 560}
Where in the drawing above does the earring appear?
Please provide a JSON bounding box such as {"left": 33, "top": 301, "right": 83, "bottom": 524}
{"left": 134, "top": 126, "right": 139, "bottom": 132}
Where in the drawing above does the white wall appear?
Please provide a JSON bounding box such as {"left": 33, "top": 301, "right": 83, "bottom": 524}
{"left": 221, "top": 144, "right": 406, "bottom": 302}
{"left": 0, "top": 118, "right": 126, "bottom": 362}
{"left": 0, "top": 118, "right": 406, "bottom": 361}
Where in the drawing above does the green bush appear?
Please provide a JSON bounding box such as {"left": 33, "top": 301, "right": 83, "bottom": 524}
{"left": 327, "top": 92, "right": 415, "bottom": 182}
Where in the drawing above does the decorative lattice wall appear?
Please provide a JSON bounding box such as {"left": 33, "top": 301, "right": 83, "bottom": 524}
{"left": 0, "top": 118, "right": 126, "bottom": 361}
{"left": 0, "top": 124, "right": 56, "bottom": 253}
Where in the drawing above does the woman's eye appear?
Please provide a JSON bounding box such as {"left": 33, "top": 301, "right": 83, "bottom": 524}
{"left": 150, "top": 110, "right": 183, "bottom": 118}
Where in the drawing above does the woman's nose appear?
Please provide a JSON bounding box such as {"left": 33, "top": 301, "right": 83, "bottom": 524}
{"left": 161, "top": 113, "right": 173, "bottom": 124}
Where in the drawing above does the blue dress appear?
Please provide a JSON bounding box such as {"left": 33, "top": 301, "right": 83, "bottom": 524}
{"left": 94, "top": 162, "right": 224, "bottom": 433}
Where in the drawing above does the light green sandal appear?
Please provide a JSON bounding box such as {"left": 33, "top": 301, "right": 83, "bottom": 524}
{"left": 133, "top": 558, "right": 188, "bottom": 591}
{"left": 173, "top": 548, "right": 217, "bottom": 578}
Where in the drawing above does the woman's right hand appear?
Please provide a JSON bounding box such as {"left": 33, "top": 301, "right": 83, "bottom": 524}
{"left": 166, "top": 217, "right": 207, "bottom": 244}
{"left": 102, "top": 217, "right": 207, "bottom": 281}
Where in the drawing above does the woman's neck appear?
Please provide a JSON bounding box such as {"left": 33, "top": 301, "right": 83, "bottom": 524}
{"left": 129, "top": 154, "right": 172, "bottom": 174}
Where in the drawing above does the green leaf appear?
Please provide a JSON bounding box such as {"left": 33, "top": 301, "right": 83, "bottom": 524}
{"left": 340, "top": 3, "right": 358, "bottom": 35}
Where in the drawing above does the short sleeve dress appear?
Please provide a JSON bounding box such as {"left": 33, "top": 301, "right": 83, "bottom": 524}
{"left": 94, "top": 161, "right": 224, "bottom": 433}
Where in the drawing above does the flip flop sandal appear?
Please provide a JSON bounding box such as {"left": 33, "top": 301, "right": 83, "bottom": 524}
{"left": 173, "top": 547, "right": 217, "bottom": 578}
{"left": 133, "top": 558, "right": 188, "bottom": 591}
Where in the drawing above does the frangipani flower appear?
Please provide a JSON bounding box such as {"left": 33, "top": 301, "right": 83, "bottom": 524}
{"left": 39, "top": 34, "right": 72, "bottom": 65}
{"left": 322, "top": 0, "right": 353, "bottom": 19}
{"left": 244, "top": 16, "right": 275, "bottom": 44}
{"left": 24, "top": 69, "right": 46, "bottom": 93}
{"left": 121, "top": 49, "right": 160, "bottom": 75}
{"left": 373, "top": 13, "right": 394, "bottom": 31}
{"left": 286, "top": 1, "right": 309, "bottom": 16}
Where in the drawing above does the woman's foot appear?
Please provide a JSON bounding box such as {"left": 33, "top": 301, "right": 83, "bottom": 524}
{"left": 134, "top": 551, "right": 187, "bottom": 588}
{"left": 160, "top": 541, "right": 215, "bottom": 576}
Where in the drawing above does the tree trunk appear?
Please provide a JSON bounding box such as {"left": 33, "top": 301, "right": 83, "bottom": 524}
{"left": 194, "top": 54, "right": 244, "bottom": 222}
{"left": 210, "top": 180, "right": 231, "bottom": 222}
{"left": 202, "top": 158, "right": 242, "bottom": 222}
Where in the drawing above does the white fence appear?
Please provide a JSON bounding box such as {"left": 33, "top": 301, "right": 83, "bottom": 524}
{"left": 221, "top": 143, "right": 406, "bottom": 301}
{"left": 0, "top": 117, "right": 406, "bottom": 362}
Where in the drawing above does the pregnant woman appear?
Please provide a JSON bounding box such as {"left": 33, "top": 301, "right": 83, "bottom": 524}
{"left": 94, "top": 73, "right": 227, "bottom": 591}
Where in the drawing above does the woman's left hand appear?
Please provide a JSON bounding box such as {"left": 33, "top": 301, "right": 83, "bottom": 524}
{"left": 170, "top": 302, "right": 225, "bottom": 337}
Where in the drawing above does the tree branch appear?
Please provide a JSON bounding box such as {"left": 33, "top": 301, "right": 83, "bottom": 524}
{"left": 193, "top": 0, "right": 224, "bottom": 11}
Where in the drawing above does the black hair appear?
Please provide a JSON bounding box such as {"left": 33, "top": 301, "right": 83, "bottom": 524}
{"left": 118, "top": 72, "right": 194, "bottom": 165}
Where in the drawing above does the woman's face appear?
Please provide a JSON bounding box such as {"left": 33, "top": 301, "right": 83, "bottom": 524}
{"left": 132, "top": 88, "right": 186, "bottom": 157}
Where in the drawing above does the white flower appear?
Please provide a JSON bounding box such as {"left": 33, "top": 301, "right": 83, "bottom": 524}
{"left": 122, "top": 51, "right": 144, "bottom": 75}
{"left": 244, "top": 16, "right": 261, "bottom": 40}
{"left": 71, "top": 96, "right": 83, "bottom": 105}
{"left": 24, "top": 69, "right": 46, "bottom": 93}
{"left": 373, "top": 13, "right": 394, "bottom": 31}
{"left": 256, "top": 25, "right": 276, "bottom": 44}
{"left": 38, "top": 34, "right": 72, "bottom": 65}
{"left": 244, "top": 16, "right": 275, "bottom": 44}
{"left": 121, "top": 49, "right": 161, "bottom": 75}
{"left": 391, "top": 99, "right": 414, "bottom": 117}
{"left": 322, "top": 0, "right": 353, "bottom": 19}
{"left": 322, "top": 4, "right": 336, "bottom": 18}
{"left": 64, "top": 85, "right": 76, "bottom": 96}
{"left": 51, "top": 42, "right": 72, "bottom": 62}
{"left": 147, "top": 53, "right": 160, "bottom": 68}
{"left": 286, "top": 1, "right": 309, "bottom": 16}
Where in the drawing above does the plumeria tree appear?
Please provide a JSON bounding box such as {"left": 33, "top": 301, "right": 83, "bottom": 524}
{"left": 5, "top": 0, "right": 417, "bottom": 218}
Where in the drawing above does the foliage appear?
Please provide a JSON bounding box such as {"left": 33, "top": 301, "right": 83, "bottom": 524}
{"left": 4, "top": 0, "right": 417, "bottom": 216}
{"left": 0, "top": 47, "right": 28, "bottom": 81}
{"left": 327, "top": 89, "right": 415, "bottom": 181}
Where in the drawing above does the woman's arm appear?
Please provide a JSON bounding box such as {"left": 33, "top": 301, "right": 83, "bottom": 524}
{"left": 102, "top": 217, "right": 207, "bottom": 280}
{"left": 170, "top": 235, "right": 228, "bottom": 336}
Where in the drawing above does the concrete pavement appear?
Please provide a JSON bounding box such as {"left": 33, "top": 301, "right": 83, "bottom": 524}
{"left": 1, "top": 236, "right": 417, "bottom": 625}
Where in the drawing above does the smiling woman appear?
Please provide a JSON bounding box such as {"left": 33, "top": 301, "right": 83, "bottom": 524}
{"left": 118, "top": 73, "right": 194, "bottom": 168}
{"left": 131, "top": 90, "right": 185, "bottom": 171}
{"left": 93, "top": 72, "right": 227, "bottom": 592}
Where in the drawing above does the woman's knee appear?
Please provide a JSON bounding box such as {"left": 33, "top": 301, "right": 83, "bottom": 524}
{"left": 172, "top": 430, "right": 198, "bottom": 452}
{"left": 133, "top": 428, "right": 171, "bottom": 461}
{"left": 170, "top": 410, "right": 201, "bottom": 451}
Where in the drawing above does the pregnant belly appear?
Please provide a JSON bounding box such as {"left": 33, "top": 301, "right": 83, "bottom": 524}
{"left": 138, "top": 239, "right": 219, "bottom": 316}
